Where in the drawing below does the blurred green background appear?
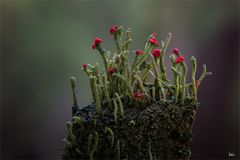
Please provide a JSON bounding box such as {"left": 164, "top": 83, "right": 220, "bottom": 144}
{"left": 1, "top": 0, "right": 239, "bottom": 159}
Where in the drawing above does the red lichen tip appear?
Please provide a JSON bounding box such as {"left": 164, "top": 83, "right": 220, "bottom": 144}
{"left": 152, "top": 49, "right": 161, "bottom": 58}
{"left": 149, "top": 37, "right": 158, "bottom": 46}
{"left": 91, "top": 43, "right": 96, "bottom": 49}
{"left": 135, "top": 50, "right": 144, "bottom": 55}
{"left": 173, "top": 48, "right": 179, "bottom": 54}
{"left": 196, "top": 80, "right": 201, "bottom": 89}
{"left": 110, "top": 25, "right": 118, "bottom": 34}
{"left": 108, "top": 67, "right": 117, "bottom": 75}
{"left": 134, "top": 91, "right": 144, "bottom": 99}
{"left": 82, "top": 64, "right": 88, "bottom": 69}
{"left": 175, "top": 55, "right": 185, "bottom": 64}
{"left": 94, "top": 37, "right": 103, "bottom": 44}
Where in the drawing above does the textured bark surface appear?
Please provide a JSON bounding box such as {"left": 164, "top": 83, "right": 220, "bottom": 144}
{"left": 63, "top": 100, "right": 198, "bottom": 160}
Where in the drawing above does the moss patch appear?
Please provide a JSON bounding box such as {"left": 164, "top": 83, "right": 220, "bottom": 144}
{"left": 63, "top": 100, "right": 198, "bottom": 160}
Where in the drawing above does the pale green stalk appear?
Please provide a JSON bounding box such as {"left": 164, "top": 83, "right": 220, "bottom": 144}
{"left": 66, "top": 121, "right": 77, "bottom": 147}
{"left": 199, "top": 64, "right": 212, "bottom": 82}
{"left": 90, "top": 76, "right": 102, "bottom": 115}
{"left": 180, "top": 62, "right": 188, "bottom": 105}
{"left": 124, "top": 28, "right": 131, "bottom": 51}
{"left": 105, "top": 127, "right": 114, "bottom": 148}
{"left": 133, "top": 45, "right": 153, "bottom": 72}
{"left": 148, "top": 142, "right": 153, "bottom": 160}
{"left": 152, "top": 58, "right": 166, "bottom": 100}
{"left": 72, "top": 116, "right": 84, "bottom": 126}
{"left": 113, "top": 73, "right": 134, "bottom": 98}
{"left": 152, "top": 86, "right": 156, "bottom": 102}
{"left": 116, "top": 140, "right": 120, "bottom": 160}
{"left": 191, "top": 56, "right": 197, "bottom": 103}
{"left": 93, "top": 63, "right": 100, "bottom": 83}
{"left": 142, "top": 64, "right": 153, "bottom": 83}
{"left": 133, "top": 74, "right": 150, "bottom": 99}
{"left": 171, "top": 66, "right": 181, "bottom": 103}
{"left": 113, "top": 99, "right": 118, "bottom": 123}
{"left": 159, "top": 33, "right": 172, "bottom": 81}
{"left": 114, "top": 34, "right": 121, "bottom": 55}
{"left": 102, "top": 74, "right": 112, "bottom": 111}
{"left": 89, "top": 132, "right": 99, "bottom": 160}
{"left": 115, "top": 93, "right": 124, "bottom": 117}
{"left": 70, "top": 77, "right": 78, "bottom": 106}
{"left": 96, "top": 45, "right": 108, "bottom": 72}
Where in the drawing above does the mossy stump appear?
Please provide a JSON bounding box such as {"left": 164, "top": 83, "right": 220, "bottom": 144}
{"left": 63, "top": 100, "right": 198, "bottom": 160}
{"left": 62, "top": 25, "right": 211, "bottom": 160}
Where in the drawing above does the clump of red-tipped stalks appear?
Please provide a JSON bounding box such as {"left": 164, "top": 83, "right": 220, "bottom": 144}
{"left": 62, "top": 25, "right": 211, "bottom": 160}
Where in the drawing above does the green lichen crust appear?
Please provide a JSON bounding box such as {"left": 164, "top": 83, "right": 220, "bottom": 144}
{"left": 62, "top": 99, "right": 198, "bottom": 160}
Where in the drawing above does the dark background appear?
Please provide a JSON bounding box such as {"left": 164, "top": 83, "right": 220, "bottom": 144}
{"left": 1, "top": 0, "right": 239, "bottom": 159}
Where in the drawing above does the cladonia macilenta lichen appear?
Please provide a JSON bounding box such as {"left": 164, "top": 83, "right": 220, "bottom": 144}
{"left": 62, "top": 25, "right": 212, "bottom": 160}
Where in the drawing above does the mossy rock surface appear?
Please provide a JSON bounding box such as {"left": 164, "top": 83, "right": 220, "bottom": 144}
{"left": 62, "top": 26, "right": 211, "bottom": 160}
{"left": 63, "top": 100, "right": 198, "bottom": 160}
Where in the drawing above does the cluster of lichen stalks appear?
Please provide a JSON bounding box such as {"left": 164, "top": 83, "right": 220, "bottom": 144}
{"left": 62, "top": 25, "right": 211, "bottom": 160}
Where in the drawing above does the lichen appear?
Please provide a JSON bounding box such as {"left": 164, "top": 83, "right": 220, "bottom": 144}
{"left": 62, "top": 25, "right": 211, "bottom": 160}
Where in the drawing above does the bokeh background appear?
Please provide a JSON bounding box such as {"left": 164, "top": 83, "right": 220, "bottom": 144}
{"left": 1, "top": 0, "right": 239, "bottom": 159}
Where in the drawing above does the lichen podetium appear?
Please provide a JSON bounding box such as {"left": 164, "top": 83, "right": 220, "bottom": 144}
{"left": 62, "top": 25, "right": 212, "bottom": 160}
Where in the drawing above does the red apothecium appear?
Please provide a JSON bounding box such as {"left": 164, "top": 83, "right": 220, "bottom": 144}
{"left": 176, "top": 55, "right": 185, "bottom": 64}
{"left": 134, "top": 91, "right": 144, "bottom": 99}
{"left": 135, "top": 50, "right": 144, "bottom": 55}
{"left": 149, "top": 37, "right": 158, "bottom": 46}
{"left": 108, "top": 67, "right": 117, "bottom": 75}
{"left": 94, "top": 38, "right": 103, "bottom": 44}
{"left": 152, "top": 49, "right": 161, "bottom": 58}
{"left": 82, "top": 64, "right": 88, "bottom": 69}
{"left": 173, "top": 48, "right": 179, "bottom": 55}
{"left": 110, "top": 25, "right": 118, "bottom": 34}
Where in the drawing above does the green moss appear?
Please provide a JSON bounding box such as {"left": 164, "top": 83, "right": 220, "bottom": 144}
{"left": 63, "top": 99, "right": 198, "bottom": 160}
